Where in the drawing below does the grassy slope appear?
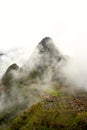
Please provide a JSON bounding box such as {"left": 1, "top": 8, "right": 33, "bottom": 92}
{"left": 6, "top": 92, "right": 87, "bottom": 130}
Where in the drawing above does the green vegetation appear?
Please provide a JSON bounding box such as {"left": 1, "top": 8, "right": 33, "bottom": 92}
{"left": 6, "top": 93, "right": 87, "bottom": 130}
{"left": 45, "top": 88, "right": 62, "bottom": 96}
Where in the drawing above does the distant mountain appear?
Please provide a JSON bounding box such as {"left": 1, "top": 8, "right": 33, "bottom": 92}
{"left": 0, "top": 37, "right": 69, "bottom": 129}
{"left": 0, "top": 37, "right": 68, "bottom": 99}
{"left": 0, "top": 37, "right": 68, "bottom": 102}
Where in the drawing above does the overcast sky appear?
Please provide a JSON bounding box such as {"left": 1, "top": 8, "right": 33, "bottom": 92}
{"left": 0, "top": 0, "right": 87, "bottom": 62}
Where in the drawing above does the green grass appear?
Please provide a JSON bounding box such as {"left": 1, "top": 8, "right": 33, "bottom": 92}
{"left": 45, "top": 88, "right": 61, "bottom": 96}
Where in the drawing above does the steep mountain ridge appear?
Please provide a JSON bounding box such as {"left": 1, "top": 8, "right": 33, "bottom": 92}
{"left": 22, "top": 37, "right": 67, "bottom": 85}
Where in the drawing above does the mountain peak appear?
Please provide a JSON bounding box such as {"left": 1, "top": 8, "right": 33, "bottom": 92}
{"left": 39, "top": 37, "right": 53, "bottom": 47}
{"left": 1, "top": 63, "right": 19, "bottom": 88}
{"left": 38, "top": 37, "right": 56, "bottom": 53}
{"left": 39, "top": 37, "right": 53, "bottom": 45}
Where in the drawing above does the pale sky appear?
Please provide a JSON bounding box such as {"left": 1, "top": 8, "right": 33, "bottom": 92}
{"left": 0, "top": 0, "right": 87, "bottom": 61}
